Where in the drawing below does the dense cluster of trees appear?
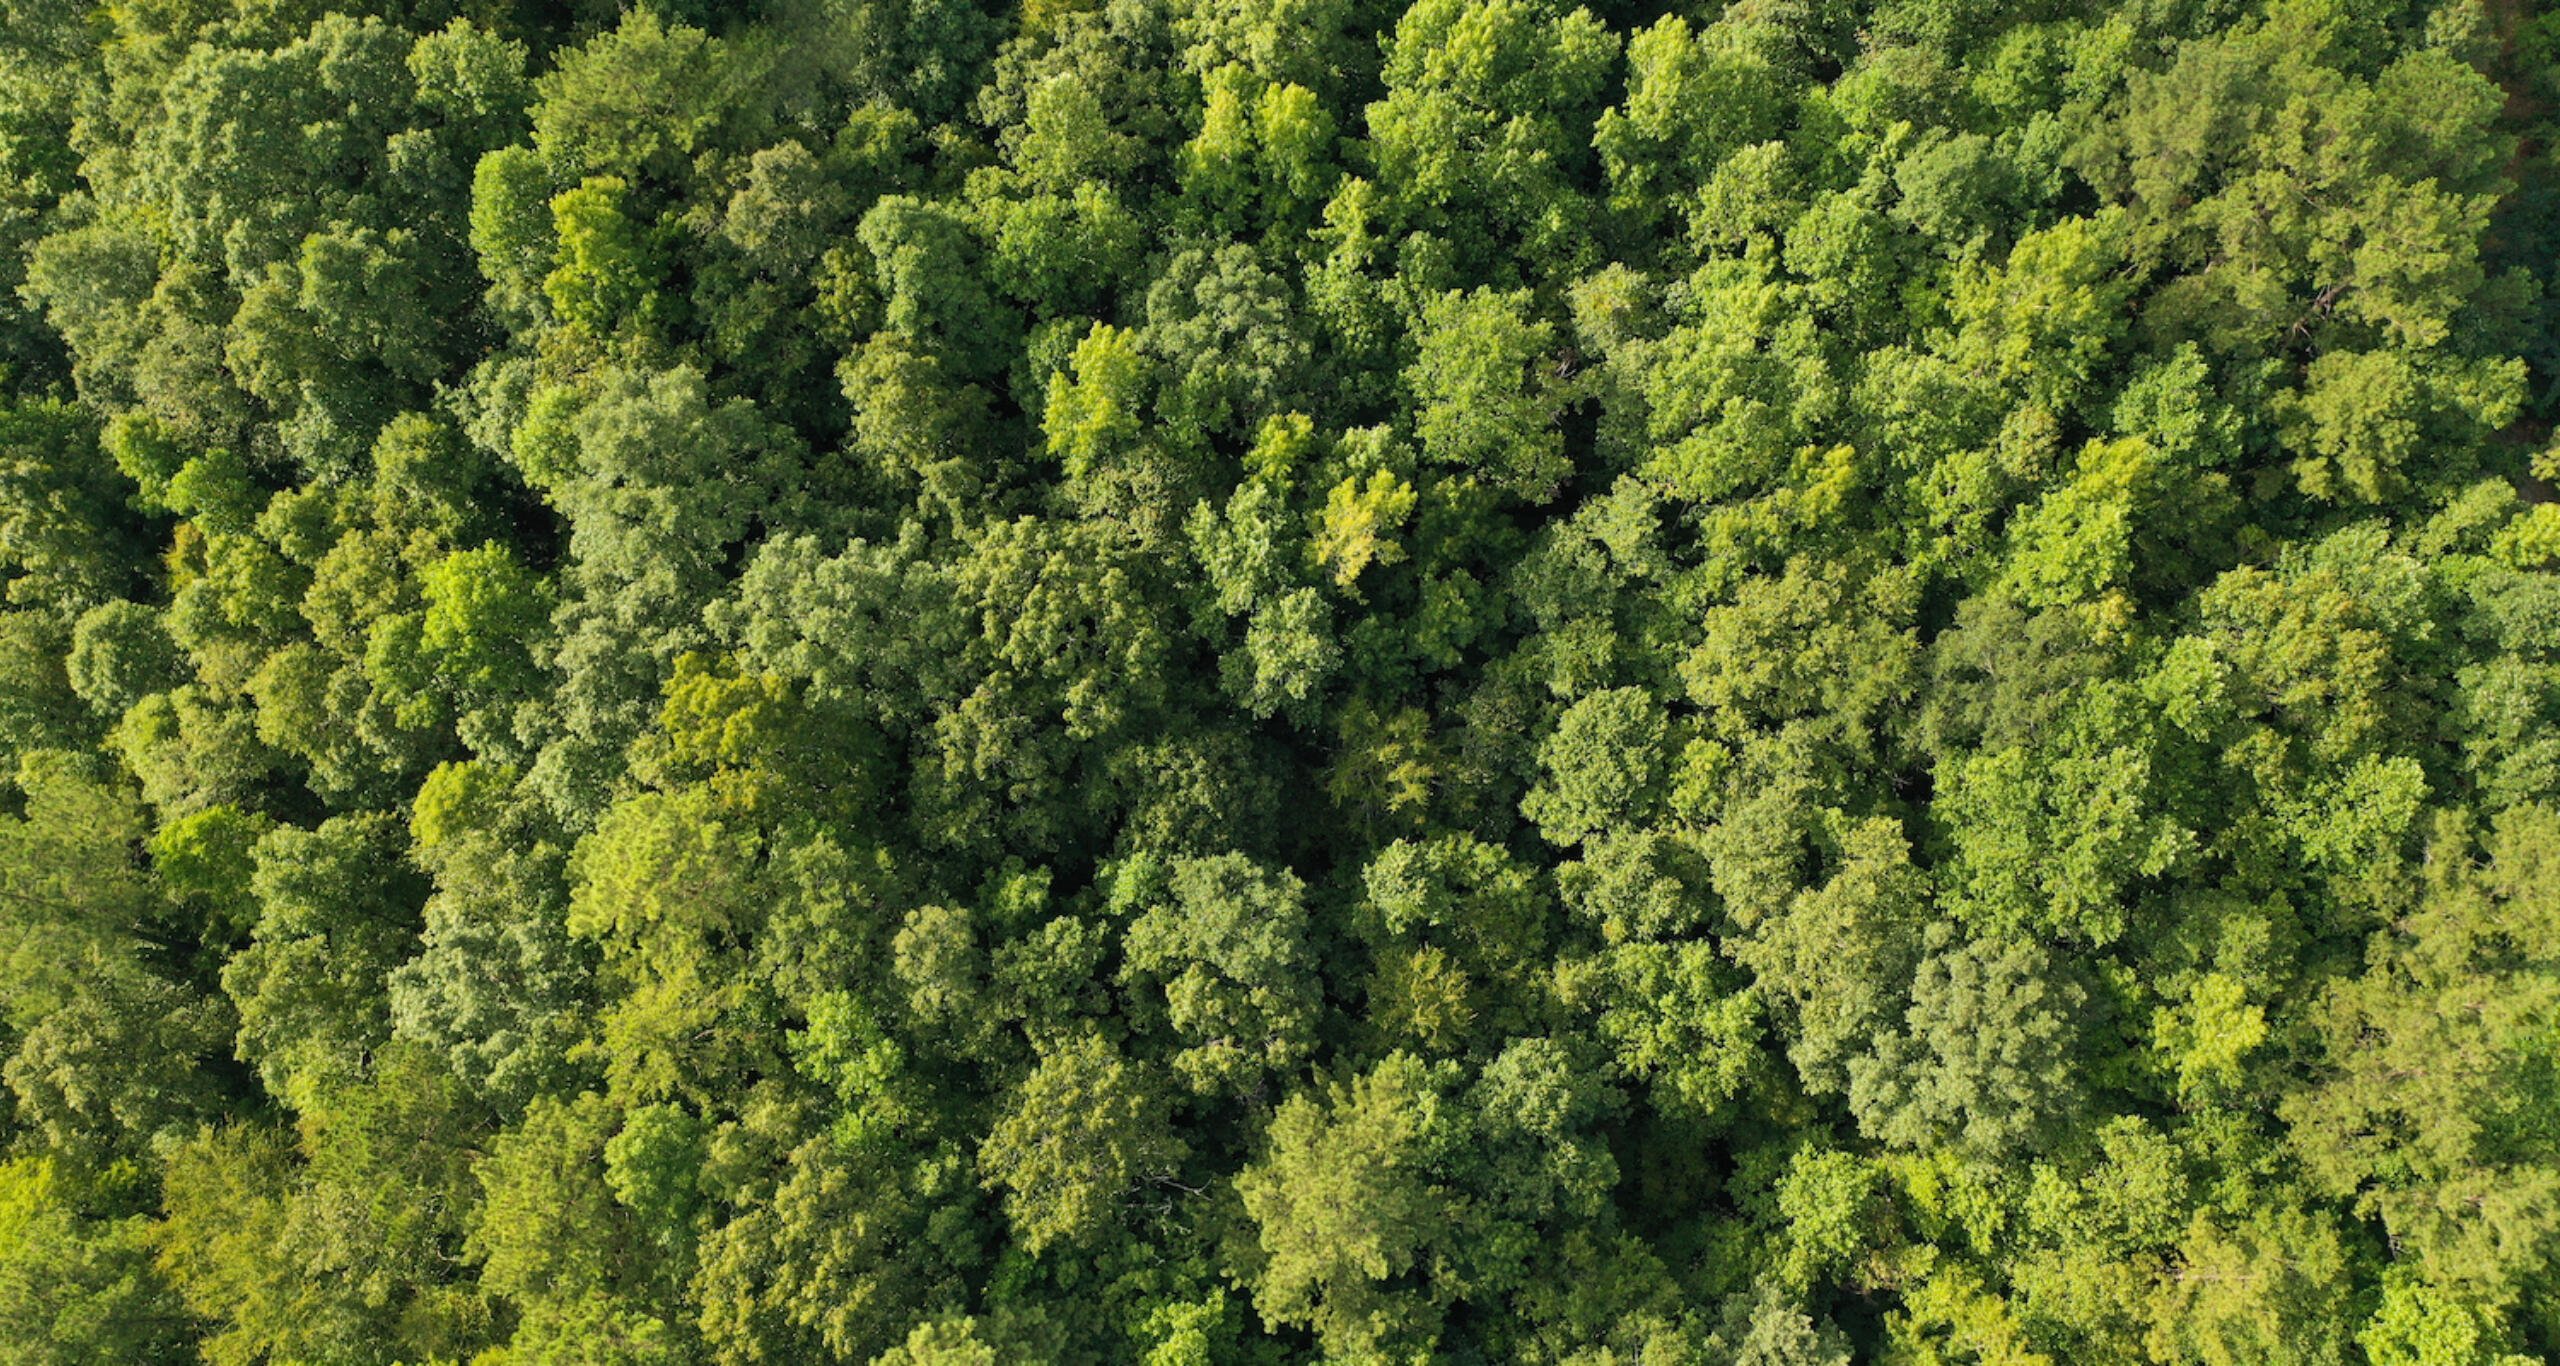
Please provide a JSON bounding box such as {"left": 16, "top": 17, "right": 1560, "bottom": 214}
{"left": 2, "top": 0, "right": 2559, "bottom": 1359}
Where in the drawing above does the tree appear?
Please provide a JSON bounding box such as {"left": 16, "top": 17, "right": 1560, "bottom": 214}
{"left": 2141, "top": 1203, "right": 2358, "bottom": 1366}
{"left": 544, "top": 175, "right": 668, "bottom": 339}
{"left": 389, "top": 761, "right": 590, "bottom": 1112}
{"left": 1364, "top": 0, "right": 1619, "bottom": 270}
{"left": 1235, "top": 1053, "right": 1461, "bottom": 1358}
{"left": 979, "top": 1031, "right": 1184, "bottom": 1254}
{"left": 65, "top": 601, "right": 182, "bottom": 721}
{"left": 859, "top": 195, "right": 1014, "bottom": 379}
{"left": 529, "top": 9, "right": 732, "bottom": 186}
{"left": 469, "top": 1090, "right": 697, "bottom": 1363}
{"left": 1408, "top": 288, "right": 1569, "bottom": 503}
{"left": 1848, "top": 932, "right": 2089, "bottom": 1158}
{"left": 223, "top": 813, "right": 423, "bottom": 1109}
{"left": 1237, "top": 1041, "right": 1620, "bottom": 1359}
{"left": 1522, "top": 687, "right": 1671, "bottom": 847}
{"left": 0, "top": 751, "right": 229, "bottom": 1159}
{"left": 0, "top": 1155, "right": 195, "bottom": 1365}
{"left": 0, "top": 400, "right": 140, "bottom": 612}
{"left": 2283, "top": 807, "right": 2560, "bottom": 1310}
{"left": 566, "top": 786, "right": 775, "bottom": 1106}
{"left": 1118, "top": 853, "right": 1320, "bottom": 1097}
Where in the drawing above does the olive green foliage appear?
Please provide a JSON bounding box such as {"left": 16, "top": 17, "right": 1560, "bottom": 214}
{"left": 2, "top": 0, "right": 2559, "bottom": 1360}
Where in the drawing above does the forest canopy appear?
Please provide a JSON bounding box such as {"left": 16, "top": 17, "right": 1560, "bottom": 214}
{"left": 3, "top": 0, "right": 2560, "bottom": 1361}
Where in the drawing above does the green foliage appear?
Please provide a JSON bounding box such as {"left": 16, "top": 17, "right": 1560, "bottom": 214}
{"left": 1410, "top": 287, "right": 1568, "bottom": 501}
{"left": 3, "top": 0, "right": 2560, "bottom": 1360}
{"left": 0, "top": 1155, "right": 194, "bottom": 1365}
{"left": 978, "top": 1031, "right": 1183, "bottom": 1253}
{"left": 1523, "top": 686, "right": 1670, "bottom": 847}
{"left": 545, "top": 176, "right": 667, "bottom": 338}
{"left": 1235, "top": 1051, "right": 1462, "bottom": 1358}
{"left": 1119, "top": 852, "right": 1320, "bottom": 1096}
{"left": 1848, "top": 933, "right": 2088, "bottom": 1158}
